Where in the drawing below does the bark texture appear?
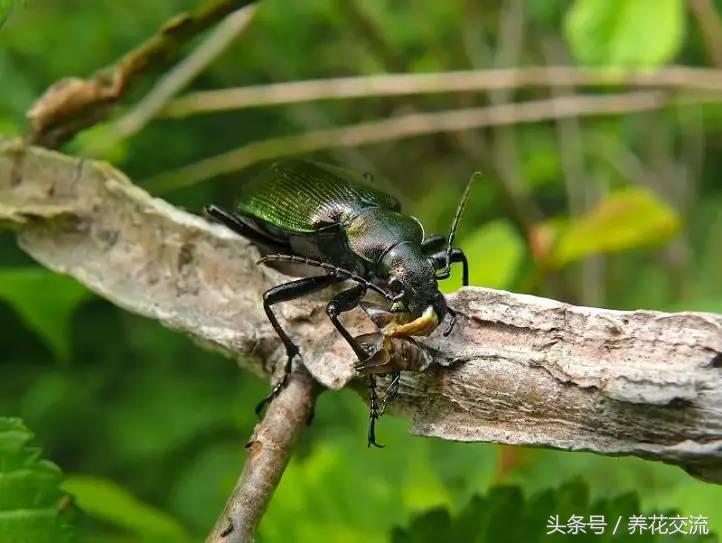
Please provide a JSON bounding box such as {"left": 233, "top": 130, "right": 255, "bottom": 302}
{"left": 206, "top": 369, "right": 317, "bottom": 543}
{"left": 1, "top": 139, "right": 721, "bottom": 484}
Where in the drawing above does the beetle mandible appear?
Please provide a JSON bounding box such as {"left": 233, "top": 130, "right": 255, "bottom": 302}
{"left": 206, "top": 159, "right": 476, "bottom": 447}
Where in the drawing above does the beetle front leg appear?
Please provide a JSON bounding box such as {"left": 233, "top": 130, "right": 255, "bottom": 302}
{"left": 326, "top": 285, "right": 385, "bottom": 448}
{"left": 429, "top": 247, "right": 469, "bottom": 286}
{"left": 326, "top": 284, "right": 368, "bottom": 359}
{"left": 257, "top": 275, "right": 341, "bottom": 416}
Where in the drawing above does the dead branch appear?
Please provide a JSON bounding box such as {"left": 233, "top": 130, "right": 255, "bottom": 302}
{"left": 145, "top": 91, "right": 674, "bottom": 194}
{"left": 162, "top": 65, "right": 722, "bottom": 117}
{"left": 104, "top": 5, "right": 258, "bottom": 147}
{"left": 206, "top": 369, "right": 318, "bottom": 543}
{"left": 26, "top": 0, "right": 258, "bottom": 148}
{"left": 1, "top": 139, "right": 722, "bottom": 485}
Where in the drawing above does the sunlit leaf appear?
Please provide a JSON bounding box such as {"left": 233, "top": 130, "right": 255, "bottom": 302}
{"left": 565, "top": 0, "right": 685, "bottom": 66}
{"left": 62, "top": 475, "right": 189, "bottom": 543}
{"left": 0, "top": 267, "right": 91, "bottom": 361}
{"left": 0, "top": 417, "right": 77, "bottom": 543}
{"left": 552, "top": 187, "right": 681, "bottom": 267}
{"left": 456, "top": 220, "right": 525, "bottom": 290}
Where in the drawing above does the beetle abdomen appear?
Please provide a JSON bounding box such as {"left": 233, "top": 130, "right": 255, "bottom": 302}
{"left": 234, "top": 159, "right": 401, "bottom": 233}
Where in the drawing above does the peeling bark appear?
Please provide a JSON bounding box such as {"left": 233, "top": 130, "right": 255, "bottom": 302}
{"left": 1, "top": 139, "right": 721, "bottom": 484}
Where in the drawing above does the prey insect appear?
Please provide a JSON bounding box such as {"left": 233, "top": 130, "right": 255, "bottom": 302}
{"left": 205, "top": 159, "right": 475, "bottom": 447}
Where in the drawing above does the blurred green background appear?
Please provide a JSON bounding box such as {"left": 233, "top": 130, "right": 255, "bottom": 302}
{"left": 1, "top": 0, "right": 722, "bottom": 541}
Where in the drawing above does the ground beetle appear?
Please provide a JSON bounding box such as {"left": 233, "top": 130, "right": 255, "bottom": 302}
{"left": 206, "top": 159, "right": 475, "bottom": 447}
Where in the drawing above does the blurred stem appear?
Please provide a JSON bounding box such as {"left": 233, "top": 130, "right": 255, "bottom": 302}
{"left": 457, "top": 0, "right": 543, "bottom": 237}
{"left": 542, "top": 37, "right": 605, "bottom": 307}
{"left": 145, "top": 91, "right": 672, "bottom": 194}
{"left": 489, "top": 0, "right": 543, "bottom": 234}
{"left": 26, "top": 0, "right": 259, "bottom": 147}
{"left": 89, "top": 4, "right": 258, "bottom": 155}
{"left": 163, "top": 65, "right": 722, "bottom": 117}
{"left": 334, "top": 0, "right": 405, "bottom": 71}
{"left": 207, "top": 369, "right": 319, "bottom": 543}
{"left": 689, "top": 0, "right": 722, "bottom": 67}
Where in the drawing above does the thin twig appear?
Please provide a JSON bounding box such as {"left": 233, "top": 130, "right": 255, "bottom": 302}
{"left": 486, "top": 0, "right": 541, "bottom": 233}
{"left": 689, "top": 0, "right": 722, "bottom": 68}
{"left": 206, "top": 369, "right": 318, "bottom": 543}
{"left": 334, "top": 0, "right": 405, "bottom": 72}
{"left": 26, "top": 0, "right": 258, "bottom": 147}
{"left": 99, "top": 4, "right": 258, "bottom": 149}
{"left": 145, "top": 90, "right": 683, "bottom": 194}
{"left": 161, "top": 65, "right": 722, "bottom": 117}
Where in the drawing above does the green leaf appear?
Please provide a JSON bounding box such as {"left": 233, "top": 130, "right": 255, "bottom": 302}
{"left": 0, "top": 417, "right": 77, "bottom": 543}
{"left": 0, "top": 267, "right": 91, "bottom": 361}
{"left": 454, "top": 220, "right": 525, "bottom": 290}
{"left": 565, "top": 0, "right": 685, "bottom": 66}
{"left": 552, "top": 186, "right": 681, "bottom": 267}
{"left": 0, "top": 0, "right": 25, "bottom": 28}
{"left": 393, "top": 479, "right": 719, "bottom": 542}
{"left": 62, "top": 476, "right": 189, "bottom": 543}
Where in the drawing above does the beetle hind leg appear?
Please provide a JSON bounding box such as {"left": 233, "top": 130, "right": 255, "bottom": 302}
{"left": 367, "top": 375, "right": 383, "bottom": 448}
{"left": 205, "top": 204, "right": 290, "bottom": 253}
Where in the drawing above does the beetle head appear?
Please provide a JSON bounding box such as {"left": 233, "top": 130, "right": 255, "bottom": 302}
{"left": 379, "top": 242, "right": 447, "bottom": 336}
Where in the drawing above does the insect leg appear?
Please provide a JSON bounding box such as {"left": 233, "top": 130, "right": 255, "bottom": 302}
{"left": 256, "top": 275, "right": 341, "bottom": 415}
{"left": 367, "top": 374, "right": 383, "bottom": 448}
{"left": 429, "top": 247, "right": 469, "bottom": 286}
{"left": 205, "top": 205, "right": 289, "bottom": 252}
{"left": 326, "top": 284, "right": 368, "bottom": 359}
{"left": 325, "top": 285, "right": 385, "bottom": 448}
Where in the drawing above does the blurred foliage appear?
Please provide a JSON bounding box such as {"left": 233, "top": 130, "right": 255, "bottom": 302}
{"left": 0, "top": 0, "right": 24, "bottom": 29}
{"left": 0, "top": 417, "right": 77, "bottom": 543}
{"left": 62, "top": 475, "right": 190, "bottom": 542}
{"left": 0, "top": 268, "right": 91, "bottom": 362}
{"left": 535, "top": 187, "right": 682, "bottom": 269}
{"left": 1, "top": 0, "right": 722, "bottom": 541}
{"left": 393, "top": 480, "right": 717, "bottom": 543}
{"left": 565, "top": 0, "right": 686, "bottom": 66}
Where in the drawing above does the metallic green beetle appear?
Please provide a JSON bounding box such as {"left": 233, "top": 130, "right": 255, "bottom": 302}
{"left": 206, "top": 159, "right": 474, "bottom": 446}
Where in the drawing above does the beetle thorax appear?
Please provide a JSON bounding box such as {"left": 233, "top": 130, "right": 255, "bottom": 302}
{"left": 344, "top": 208, "right": 424, "bottom": 265}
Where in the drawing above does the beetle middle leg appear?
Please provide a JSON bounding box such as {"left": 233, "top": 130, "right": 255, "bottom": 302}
{"left": 256, "top": 274, "right": 341, "bottom": 415}
{"left": 326, "top": 284, "right": 386, "bottom": 448}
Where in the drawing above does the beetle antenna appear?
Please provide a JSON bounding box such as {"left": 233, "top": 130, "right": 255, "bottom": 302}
{"left": 257, "top": 254, "right": 395, "bottom": 301}
{"left": 439, "top": 171, "right": 479, "bottom": 277}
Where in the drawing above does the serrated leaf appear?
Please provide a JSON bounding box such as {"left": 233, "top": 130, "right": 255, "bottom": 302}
{"left": 0, "top": 267, "right": 92, "bottom": 361}
{"left": 565, "top": 0, "right": 685, "bottom": 66}
{"left": 62, "top": 475, "right": 189, "bottom": 543}
{"left": 393, "top": 479, "right": 718, "bottom": 542}
{"left": 0, "top": 417, "right": 77, "bottom": 543}
{"left": 552, "top": 187, "right": 681, "bottom": 267}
